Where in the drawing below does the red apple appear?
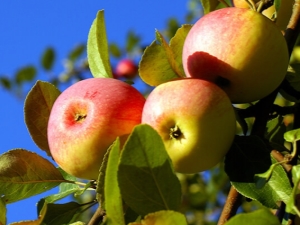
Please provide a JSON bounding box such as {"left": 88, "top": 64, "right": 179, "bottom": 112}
{"left": 142, "top": 78, "right": 236, "bottom": 174}
{"left": 47, "top": 78, "right": 145, "bottom": 179}
{"left": 182, "top": 7, "right": 289, "bottom": 103}
{"left": 114, "top": 59, "right": 138, "bottom": 79}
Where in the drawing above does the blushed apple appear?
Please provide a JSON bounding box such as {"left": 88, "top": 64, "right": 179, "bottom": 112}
{"left": 142, "top": 78, "right": 236, "bottom": 174}
{"left": 114, "top": 59, "right": 138, "bottom": 79}
{"left": 233, "top": 0, "right": 293, "bottom": 31}
{"left": 182, "top": 7, "right": 289, "bottom": 103}
{"left": 47, "top": 78, "right": 145, "bottom": 180}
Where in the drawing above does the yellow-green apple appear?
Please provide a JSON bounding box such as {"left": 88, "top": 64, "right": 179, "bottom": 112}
{"left": 47, "top": 78, "right": 145, "bottom": 179}
{"left": 233, "top": 0, "right": 293, "bottom": 31}
{"left": 182, "top": 7, "right": 289, "bottom": 103}
{"left": 141, "top": 78, "right": 236, "bottom": 173}
{"left": 114, "top": 59, "right": 138, "bottom": 79}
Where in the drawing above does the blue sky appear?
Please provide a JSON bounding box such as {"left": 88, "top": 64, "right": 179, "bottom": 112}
{"left": 0, "top": 1, "right": 193, "bottom": 223}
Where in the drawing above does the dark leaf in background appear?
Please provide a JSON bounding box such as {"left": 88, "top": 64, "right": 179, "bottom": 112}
{"left": 41, "top": 47, "right": 55, "bottom": 71}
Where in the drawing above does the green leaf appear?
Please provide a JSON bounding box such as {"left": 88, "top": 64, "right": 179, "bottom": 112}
{"left": 139, "top": 28, "right": 189, "bottom": 86}
{"left": 126, "top": 30, "right": 141, "bottom": 53}
{"left": 0, "top": 149, "right": 66, "bottom": 203}
{"left": 0, "top": 198, "right": 6, "bottom": 225}
{"left": 15, "top": 66, "right": 36, "bottom": 85}
{"left": 41, "top": 47, "right": 55, "bottom": 71}
{"left": 280, "top": 65, "right": 300, "bottom": 102}
{"left": 0, "top": 76, "right": 11, "bottom": 90}
{"left": 109, "top": 43, "right": 122, "bottom": 58}
{"left": 128, "top": 210, "right": 187, "bottom": 225}
{"left": 87, "top": 10, "right": 113, "bottom": 78}
{"left": 225, "top": 208, "right": 281, "bottom": 225}
{"left": 118, "top": 124, "right": 182, "bottom": 217}
{"left": 225, "top": 136, "right": 292, "bottom": 208}
{"left": 105, "top": 138, "right": 125, "bottom": 225}
{"left": 24, "top": 80, "right": 61, "bottom": 156}
{"left": 284, "top": 128, "right": 300, "bottom": 143}
{"left": 200, "top": 0, "right": 220, "bottom": 14}
{"left": 38, "top": 201, "right": 89, "bottom": 225}
{"left": 68, "top": 44, "right": 86, "bottom": 62}
{"left": 265, "top": 116, "right": 286, "bottom": 146}
{"left": 286, "top": 165, "right": 300, "bottom": 215}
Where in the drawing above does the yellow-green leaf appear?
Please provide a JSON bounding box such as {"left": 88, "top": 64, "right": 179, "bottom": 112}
{"left": 0, "top": 198, "right": 6, "bottom": 225}
{"left": 87, "top": 10, "right": 112, "bottom": 78}
{"left": 24, "top": 80, "right": 61, "bottom": 156}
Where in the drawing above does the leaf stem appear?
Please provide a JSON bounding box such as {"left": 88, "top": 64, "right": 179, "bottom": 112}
{"left": 88, "top": 204, "right": 106, "bottom": 225}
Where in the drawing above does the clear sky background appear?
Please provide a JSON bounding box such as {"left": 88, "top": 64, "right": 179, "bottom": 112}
{"left": 0, "top": 1, "right": 194, "bottom": 223}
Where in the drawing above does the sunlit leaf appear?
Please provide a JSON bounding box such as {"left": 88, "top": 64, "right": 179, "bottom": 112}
{"left": 128, "top": 210, "right": 187, "bottom": 225}
{"left": 0, "top": 198, "right": 6, "bottom": 225}
{"left": 87, "top": 10, "right": 112, "bottom": 78}
{"left": 284, "top": 128, "right": 300, "bottom": 143}
{"left": 24, "top": 80, "right": 61, "bottom": 156}
{"left": 15, "top": 66, "right": 36, "bottom": 85}
{"left": 286, "top": 165, "right": 300, "bottom": 215}
{"left": 200, "top": 0, "right": 220, "bottom": 14}
{"left": 118, "top": 124, "right": 181, "bottom": 216}
{"left": 68, "top": 44, "right": 86, "bottom": 62}
{"left": 41, "top": 47, "right": 55, "bottom": 71}
{"left": 225, "top": 208, "right": 281, "bottom": 225}
{"left": 0, "top": 149, "right": 66, "bottom": 203}
{"left": 105, "top": 138, "right": 125, "bottom": 225}
{"left": 139, "top": 28, "right": 188, "bottom": 86}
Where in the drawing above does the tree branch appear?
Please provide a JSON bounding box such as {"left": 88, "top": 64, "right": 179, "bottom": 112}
{"left": 88, "top": 205, "right": 106, "bottom": 225}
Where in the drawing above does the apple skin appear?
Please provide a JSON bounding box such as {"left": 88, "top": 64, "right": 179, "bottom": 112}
{"left": 114, "top": 59, "right": 138, "bottom": 79}
{"left": 47, "top": 78, "right": 146, "bottom": 180}
{"left": 142, "top": 78, "right": 236, "bottom": 173}
{"left": 182, "top": 7, "right": 289, "bottom": 103}
{"left": 233, "top": 0, "right": 293, "bottom": 31}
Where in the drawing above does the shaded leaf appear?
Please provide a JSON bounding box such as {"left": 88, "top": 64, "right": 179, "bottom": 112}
{"left": 165, "top": 18, "right": 180, "bottom": 40}
{"left": 118, "top": 124, "right": 181, "bottom": 216}
{"left": 129, "top": 210, "right": 187, "bottom": 225}
{"left": 15, "top": 66, "right": 36, "bottom": 85}
{"left": 126, "top": 30, "right": 141, "bottom": 53}
{"left": 105, "top": 138, "right": 125, "bottom": 225}
{"left": 41, "top": 47, "right": 55, "bottom": 71}
{"left": 225, "top": 208, "right": 281, "bottom": 225}
{"left": 280, "top": 66, "right": 300, "bottom": 102}
{"left": 0, "top": 198, "right": 6, "bottom": 225}
{"left": 87, "top": 10, "right": 112, "bottom": 78}
{"left": 225, "top": 136, "right": 292, "bottom": 208}
{"left": 286, "top": 165, "right": 300, "bottom": 215}
{"left": 68, "top": 44, "right": 86, "bottom": 62}
{"left": 200, "top": 0, "right": 220, "bottom": 14}
{"left": 0, "top": 76, "right": 11, "bottom": 90}
{"left": 265, "top": 116, "right": 286, "bottom": 146}
{"left": 38, "top": 200, "right": 89, "bottom": 225}
{"left": 24, "top": 80, "right": 61, "bottom": 156}
{"left": 109, "top": 43, "right": 122, "bottom": 58}
{"left": 0, "top": 149, "right": 66, "bottom": 203}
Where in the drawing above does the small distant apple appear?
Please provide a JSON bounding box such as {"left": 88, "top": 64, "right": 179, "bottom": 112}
{"left": 142, "top": 78, "right": 236, "bottom": 174}
{"left": 114, "top": 59, "right": 138, "bottom": 79}
{"left": 182, "top": 7, "right": 289, "bottom": 103}
{"left": 47, "top": 78, "right": 145, "bottom": 180}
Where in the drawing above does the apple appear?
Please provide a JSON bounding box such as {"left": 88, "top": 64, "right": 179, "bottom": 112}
{"left": 233, "top": 0, "right": 293, "bottom": 31}
{"left": 182, "top": 7, "right": 289, "bottom": 103}
{"left": 114, "top": 59, "right": 138, "bottom": 79}
{"left": 141, "top": 78, "right": 236, "bottom": 174}
{"left": 47, "top": 77, "right": 146, "bottom": 180}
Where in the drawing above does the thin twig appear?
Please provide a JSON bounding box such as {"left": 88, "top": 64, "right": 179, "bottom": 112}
{"left": 217, "top": 186, "right": 243, "bottom": 225}
{"left": 88, "top": 205, "right": 106, "bottom": 225}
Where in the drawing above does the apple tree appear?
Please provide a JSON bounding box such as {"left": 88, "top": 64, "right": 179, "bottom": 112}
{"left": 1, "top": 0, "right": 300, "bottom": 224}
